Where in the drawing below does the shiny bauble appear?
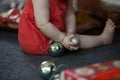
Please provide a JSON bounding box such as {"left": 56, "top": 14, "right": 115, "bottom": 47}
{"left": 49, "top": 42, "right": 65, "bottom": 57}
{"left": 49, "top": 74, "right": 61, "bottom": 80}
{"left": 71, "top": 38, "right": 80, "bottom": 46}
{"left": 39, "top": 61, "right": 57, "bottom": 80}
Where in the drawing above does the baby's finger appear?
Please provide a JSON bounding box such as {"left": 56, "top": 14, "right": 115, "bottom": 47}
{"left": 69, "top": 41, "right": 77, "bottom": 46}
{"left": 68, "top": 46, "right": 79, "bottom": 51}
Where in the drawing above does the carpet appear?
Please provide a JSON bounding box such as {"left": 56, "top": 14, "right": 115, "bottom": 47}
{"left": 0, "top": 28, "right": 120, "bottom": 80}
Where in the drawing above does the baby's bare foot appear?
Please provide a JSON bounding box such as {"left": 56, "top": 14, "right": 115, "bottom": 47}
{"left": 101, "top": 19, "right": 116, "bottom": 45}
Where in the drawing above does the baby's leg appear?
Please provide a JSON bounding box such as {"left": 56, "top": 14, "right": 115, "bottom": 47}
{"left": 76, "top": 19, "right": 115, "bottom": 49}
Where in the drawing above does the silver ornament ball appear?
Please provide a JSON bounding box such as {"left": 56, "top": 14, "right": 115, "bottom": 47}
{"left": 71, "top": 38, "right": 80, "bottom": 43}
{"left": 71, "top": 38, "right": 80, "bottom": 47}
{"left": 50, "top": 42, "right": 63, "bottom": 52}
{"left": 40, "top": 61, "right": 56, "bottom": 74}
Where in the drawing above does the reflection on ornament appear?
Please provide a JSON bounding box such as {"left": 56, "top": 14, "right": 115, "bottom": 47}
{"left": 39, "top": 61, "right": 56, "bottom": 79}
{"left": 71, "top": 38, "right": 80, "bottom": 47}
{"left": 49, "top": 42, "right": 65, "bottom": 57}
{"left": 50, "top": 44, "right": 61, "bottom": 52}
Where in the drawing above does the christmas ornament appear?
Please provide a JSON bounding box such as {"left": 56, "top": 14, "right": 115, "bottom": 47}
{"left": 39, "top": 61, "right": 69, "bottom": 80}
{"left": 39, "top": 61, "right": 57, "bottom": 80}
{"left": 71, "top": 37, "right": 80, "bottom": 46}
{"left": 49, "top": 42, "right": 65, "bottom": 57}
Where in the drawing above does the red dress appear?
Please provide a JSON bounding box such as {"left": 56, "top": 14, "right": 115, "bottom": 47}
{"left": 18, "top": 0, "right": 67, "bottom": 55}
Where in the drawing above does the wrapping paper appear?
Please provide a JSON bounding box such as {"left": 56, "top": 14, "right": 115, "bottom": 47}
{"left": 61, "top": 60, "right": 120, "bottom": 80}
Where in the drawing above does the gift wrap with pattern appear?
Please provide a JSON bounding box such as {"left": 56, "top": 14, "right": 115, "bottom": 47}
{"left": 61, "top": 60, "right": 120, "bottom": 80}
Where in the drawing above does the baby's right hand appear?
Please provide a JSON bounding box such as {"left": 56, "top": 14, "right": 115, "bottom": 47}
{"left": 62, "top": 34, "right": 79, "bottom": 50}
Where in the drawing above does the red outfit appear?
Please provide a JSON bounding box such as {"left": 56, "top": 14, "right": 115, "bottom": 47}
{"left": 18, "top": 0, "right": 67, "bottom": 55}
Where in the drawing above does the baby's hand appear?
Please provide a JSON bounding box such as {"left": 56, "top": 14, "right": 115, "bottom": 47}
{"left": 71, "top": 37, "right": 80, "bottom": 47}
{"left": 62, "top": 34, "right": 79, "bottom": 50}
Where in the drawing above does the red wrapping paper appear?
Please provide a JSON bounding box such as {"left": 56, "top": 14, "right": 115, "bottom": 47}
{"left": 61, "top": 60, "right": 120, "bottom": 80}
